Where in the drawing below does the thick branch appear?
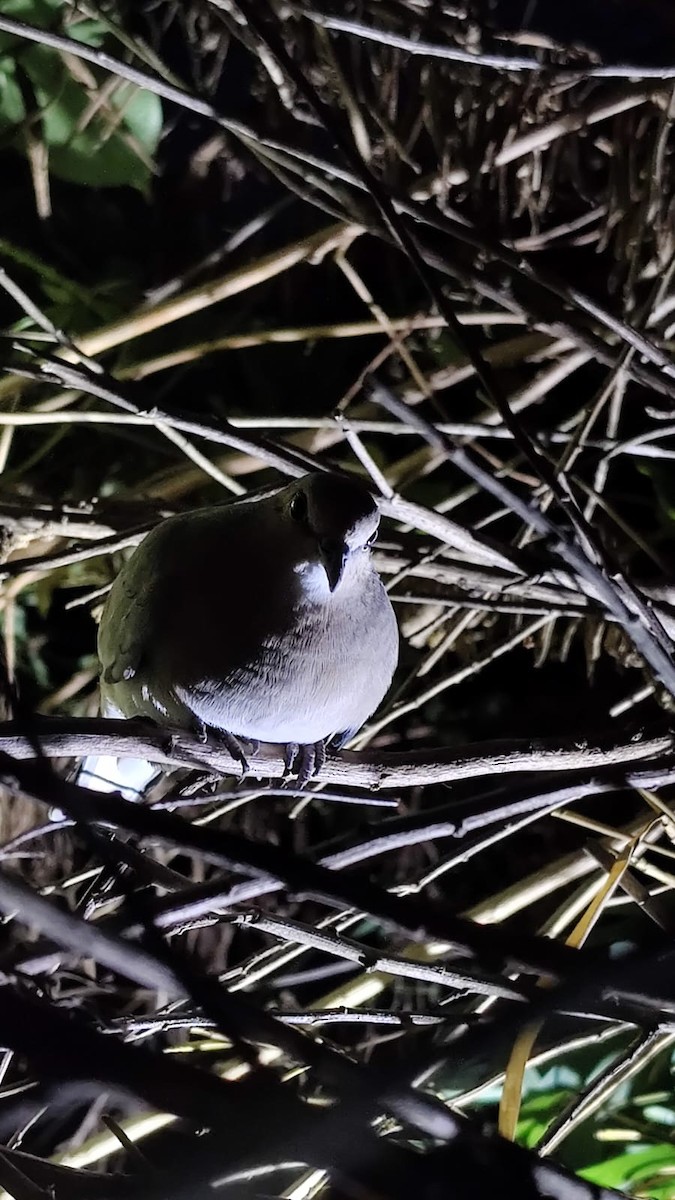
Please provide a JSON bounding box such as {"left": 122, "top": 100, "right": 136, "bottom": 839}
{"left": 0, "top": 716, "right": 673, "bottom": 788}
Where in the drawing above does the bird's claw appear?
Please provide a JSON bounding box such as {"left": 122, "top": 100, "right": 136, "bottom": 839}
{"left": 190, "top": 717, "right": 209, "bottom": 746}
{"left": 187, "top": 720, "right": 251, "bottom": 779}
{"left": 213, "top": 729, "right": 251, "bottom": 779}
{"left": 283, "top": 739, "right": 327, "bottom": 788}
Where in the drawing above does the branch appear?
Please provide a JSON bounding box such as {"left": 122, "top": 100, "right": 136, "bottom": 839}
{"left": 0, "top": 716, "right": 673, "bottom": 787}
{"left": 303, "top": 10, "right": 675, "bottom": 79}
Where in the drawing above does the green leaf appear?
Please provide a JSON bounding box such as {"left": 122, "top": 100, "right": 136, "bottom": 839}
{"left": 67, "top": 18, "right": 107, "bottom": 47}
{"left": 643, "top": 1183, "right": 675, "bottom": 1200}
{"left": 516, "top": 1117, "right": 549, "bottom": 1149}
{"left": 0, "top": 0, "right": 62, "bottom": 18}
{"left": 520, "top": 1088, "right": 572, "bottom": 1118}
{"left": 515, "top": 1089, "right": 573, "bottom": 1149}
{"left": 117, "top": 86, "right": 163, "bottom": 153}
{"left": 580, "top": 1143, "right": 675, "bottom": 1190}
{"left": 0, "top": 0, "right": 63, "bottom": 55}
{"left": 0, "top": 5, "right": 162, "bottom": 192}
{"left": 0, "top": 58, "right": 24, "bottom": 127}
{"left": 15, "top": 43, "right": 162, "bottom": 190}
{"left": 0, "top": 236, "right": 127, "bottom": 328}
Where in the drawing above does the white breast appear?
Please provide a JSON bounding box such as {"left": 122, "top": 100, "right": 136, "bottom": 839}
{"left": 178, "top": 556, "right": 398, "bottom": 744}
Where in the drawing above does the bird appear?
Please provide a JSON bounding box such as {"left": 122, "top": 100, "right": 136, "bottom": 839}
{"left": 97, "top": 471, "right": 399, "bottom": 784}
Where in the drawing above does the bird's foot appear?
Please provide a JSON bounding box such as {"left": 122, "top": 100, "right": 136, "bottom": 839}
{"left": 186, "top": 719, "right": 251, "bottom": 778}
{"left": 180, "top": 740, "right": 258, "bottom": 797}
{"left": 212, "top": 729, "right": 252, "bottom": 778}
{"left": 283, "top": 739, "right": 327, "bottom": 788}
{"left": 190, "top": 717, "right": 209, "bottom": 745}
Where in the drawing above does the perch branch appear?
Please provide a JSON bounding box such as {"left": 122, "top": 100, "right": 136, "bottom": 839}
{"left": 0, "top": 716, "right": 673, "bottom": 788}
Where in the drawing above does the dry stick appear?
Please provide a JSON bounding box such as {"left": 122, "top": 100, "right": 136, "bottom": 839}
{"left": 0, "top": 261, "right": 254, "bottom": 496}
{"left": 498, "top": 810, "right": 665, "bottom": 1140}
{"left": 2, "top": 0, "right": 667, "bottom": 1060}
{"left": 451, "top": 1025, "right": 630, "bottom": 1112}
{"left": 228, "top": 911, "right": 523, "bottom": 1002}
{"left": 93, "top": 796, "right": 667, "bottom": 1032}
{"left": 0, "top": 988, "right": 450, "bottom": 1197}
{"left": 302, "top": 10, "right": 675, "bottom": 79}
{"left": 281, "top": 127, "right": 674, "bottom": 402}
{"left": 1, "top": 235, "right": 348, "bottom": 493}
{"left": 7, "top": 356, "right": 519, "bottom": 572}
{"left": 535, "top": 1027, "right": 674, "bottom": 1155}
{"left": 0, "top": 222, "right": 355, "bottom": 411}
{"left": 248, "top": 93, "right": 675, "bottom": 405}
{"left": 8, "top": 744, "right": 675, "bottom": 1034}
{"left": 194, "top": 54, "right": 674, "bottom": 407}
{"left": 403, "top": 940, "right": 675, "bottom": 1157}
{"left": 3, "top": 408, "right": 675, "bottom": 462}
{"left": 0, "top": 474, "right": 621, "bottom": 619}
{"left": 476, "top": 350, "right": 592, "bottom": 428}
{"left": 399, "top": 202, "right": 675, "bottom": 400}
{"left": 138, "top": 906, "right": 362, "bottom": 1002}
{"left": 0, "top": 520, "right": 562, "bottom": 621}
{"left": 0, "top": 751, "right": 598, "bottom": 988}
{"left": 246, "top": 777, "right": 665, "bottom": 881}
{"left": 0, "top": 715, "right": 673, "bottom": 787}
{"left": 228, "top": 2, "right": 675, "bottom": 701}
{"left": 0, "top": 65, "right": 624, "bottom": 1200}
{"left": 0, "top": 868, "right": 182, "bottom": 997}
{"left": 0, "top": 268, "right": 101, "bottom": 369}
{"left": 22, "top": 100, "right": 675, "bottom": 508}
{"left": 26, "top": 818, "right": 656, "bottom": 1179}
{"left": 9, "top": 356, "right": 244, "bottom": 497}
{"left": 0, "top": 14, "right": 300, "bottom": 171}
{"left": 373, "top": 380, "right": 675, "bottom": 696}
{"left": 12, "top": 513, "right": 667, "bottom": 646}
{"left": 558, "top": 252, "right": 675, "bottom": 525}
{"left": 116, "top": 1008, "right": 450, "bottom": 1030}
{"left": 122, "top": 313, "right": 524, "bottom": 375}
{"left": 5, "top": 758, "right": 672, "bottom": 984}
{"left": 3, "top": 10, "right": 674, "bottom": 410}
{"left": 301, "top": 8, "right": 550, "bottom": 72}
{"left": 7, "top": 360, "right": 314, "bottom": 475}
{"left": 1, "top": 794, "right": 501, "bottom": 1154}
{"left": 0, "top": 873, "right": 469, "bottom": 1150}
{"left": 93, "top": 842, "right": 568, "bottom": 1021}
{"left": 407, "top": 802, "right": 597, "bottom": 897}
{"left": 35, "top": 781, "right": 645, "bottom": 943}
{"left": 334, "top": 248, "right": 433, "bottom": 402}
{"left": 0, "top": 777, "right": 666, "bottom": 983}
{"left": 4, "top": 330, "right": 560, "bottom": 508}
{"left": 0, "top": 522, "right": 154, "bottom": 580}
{"left": 208, "top": 813, "right": 663, "bottom": 1100}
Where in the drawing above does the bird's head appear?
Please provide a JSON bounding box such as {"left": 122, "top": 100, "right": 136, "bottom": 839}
{"left": 285, "top": 472, "right": 380, "bottom": 592}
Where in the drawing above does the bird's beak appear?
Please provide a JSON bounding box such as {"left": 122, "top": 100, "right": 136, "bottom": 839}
{"left": 320, "top": 538, "right": 349, "bottom": 592}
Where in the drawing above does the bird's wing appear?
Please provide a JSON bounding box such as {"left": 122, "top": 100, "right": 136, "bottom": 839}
{"left": 97, "top": 526, "right": 168, "bottom": 687}
{"left": 99, "top": 501, "right": 278, "bottom": 692}
{"left": 98, "top": 580, "right": 148, "bottom": 687}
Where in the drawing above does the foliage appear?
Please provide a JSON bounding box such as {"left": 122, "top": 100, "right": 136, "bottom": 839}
{"left": 1, "top": 1, "right": 675, "bottom": 1198}
{"left": 0, "top": 0, "right": 161, "bottom": 190}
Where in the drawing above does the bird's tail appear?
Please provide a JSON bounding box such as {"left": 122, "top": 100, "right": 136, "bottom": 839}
{"left": 76, "top": 753, "right": 158, "bottom": 800}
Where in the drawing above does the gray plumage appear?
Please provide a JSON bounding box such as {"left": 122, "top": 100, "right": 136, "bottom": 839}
{"left": 98, "top": 472, "right": 399, "bottom": 763}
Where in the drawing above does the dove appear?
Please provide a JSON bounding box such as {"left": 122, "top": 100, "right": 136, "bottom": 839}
{"left": 97, "top": 471, "right": 399, "bottom": 782}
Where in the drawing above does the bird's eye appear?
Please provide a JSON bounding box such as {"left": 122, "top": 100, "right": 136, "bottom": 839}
{"left": 366, "top": 533, "right": 377, "bottom": 548}
{"left": 290, "top": 491, "right": 308, "bottom": 523}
